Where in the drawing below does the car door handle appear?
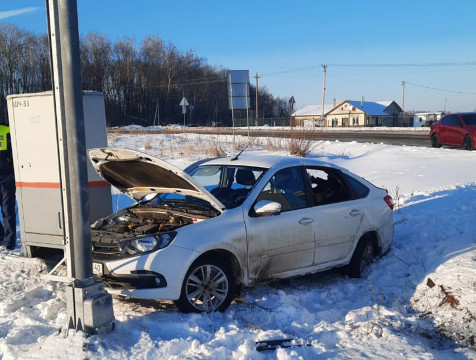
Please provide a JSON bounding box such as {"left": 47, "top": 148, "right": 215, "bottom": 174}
{"left": 299, "top": 217, "right": 313, "bottom": 225}
{"left": 350, "top": 209, "right": 362, "bottom": 216}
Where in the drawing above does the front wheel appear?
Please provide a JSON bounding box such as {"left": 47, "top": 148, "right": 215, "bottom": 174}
{"left": 346, "top": 238, "right": 375, "bottom": 278}
{"left": 431, "top": 134, "right": 440, "bottom": 148}
{"left": 463, "top": 136, "right": 473, "bottom": 151}
{"left": 175, "top": 257, "right": 235, "bottom": 313}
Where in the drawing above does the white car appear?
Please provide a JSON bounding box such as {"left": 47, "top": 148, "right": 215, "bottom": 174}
{"left": 88, "top": 148, "right": 394, "bottom": 313}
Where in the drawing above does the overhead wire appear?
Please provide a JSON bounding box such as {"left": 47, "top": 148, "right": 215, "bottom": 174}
{"left": 404, "top": 81, "right": 476, "bottom": 95}
{"left": 259, "top": 60, "right": 476, "bottom": 77}
{"left": 114, "top": 61, "right": 476, "bottom": 95}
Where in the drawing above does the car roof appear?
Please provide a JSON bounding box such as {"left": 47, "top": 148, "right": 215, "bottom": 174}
{"left": 445, "top": 112, "right": 476, "bottom": 116}
{"left": 197, "top": 154, "right": 334, "bottom": 170}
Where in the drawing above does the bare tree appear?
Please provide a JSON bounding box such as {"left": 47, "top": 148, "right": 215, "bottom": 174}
{"left": 0, "top": 24, "right": 287, "bottom": 127}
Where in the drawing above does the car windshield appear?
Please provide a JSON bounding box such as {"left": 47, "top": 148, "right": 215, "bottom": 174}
{"left": 462, "top": 114, "right": 476, "bottom": 126}
{"left": 187, "top": 165, "right": 266, "bottom": 209}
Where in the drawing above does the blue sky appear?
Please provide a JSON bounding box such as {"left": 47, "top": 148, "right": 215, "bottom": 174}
{"left": 2, "top": 0, "right": 476, "bottom": 112}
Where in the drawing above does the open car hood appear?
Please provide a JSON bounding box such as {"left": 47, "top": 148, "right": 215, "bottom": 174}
{"left": 88, "top": 148, "right": 225, "bottom": 213}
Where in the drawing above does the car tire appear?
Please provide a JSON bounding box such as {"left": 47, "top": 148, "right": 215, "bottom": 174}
{"left": 463, "top": 136, "right": 473, "bottom": 151}
{"left": 175, "top": 256, "right": 235, "bottom": 313}
{"left": 431, "top": 134, "right": 441, "bottom": 148}
{"left": 346, "top": 237, "right": 375, "bottom": 278}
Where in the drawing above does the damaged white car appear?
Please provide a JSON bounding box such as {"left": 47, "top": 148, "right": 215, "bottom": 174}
{"left": 88, "top": 148, "right": 394, "bottom": 313}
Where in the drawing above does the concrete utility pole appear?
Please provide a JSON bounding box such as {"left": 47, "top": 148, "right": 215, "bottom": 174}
{"left": 401, "top": 81, "right": 405, "bottom": 112}
{"left": 401, "top": 81, "right": 406, "bottom": 126}
{"left": 288, "top": 96, "right": 295, "bottom": 128}
{"left": 46, "top": 0, "right": 114, "bottom": 334}
{"left": 254, "top": 73, "right": 259, "bottom": 126}
{"left": 321, "top": 65, "right": 327, "bottom": 127}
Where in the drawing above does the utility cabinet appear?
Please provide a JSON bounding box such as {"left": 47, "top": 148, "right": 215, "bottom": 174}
{"left": 6, "top": 91, "right": 112, "bottom": 256}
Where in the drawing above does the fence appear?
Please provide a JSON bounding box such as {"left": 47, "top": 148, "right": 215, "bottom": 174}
{"left": 233, "top": 117, "right": 290, "bottom": 127}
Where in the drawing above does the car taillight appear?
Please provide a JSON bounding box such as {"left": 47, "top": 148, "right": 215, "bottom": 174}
{"left": 384, "top": 195, "right": 394, "bottom": 210}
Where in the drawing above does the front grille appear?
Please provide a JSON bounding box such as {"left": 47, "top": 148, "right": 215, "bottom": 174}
{"left": 92, "top": 236, "right": 124, "bottom": 260}
{"left": 91, "top": 229, "right": 128, "bottom": 260}
{"left": 92, "top": 242, "right": 121, "bottom": 259}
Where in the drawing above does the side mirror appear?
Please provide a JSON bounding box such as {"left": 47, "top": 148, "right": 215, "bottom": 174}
{"left": 254, "top": 200, "right": 282, "bottom": 217}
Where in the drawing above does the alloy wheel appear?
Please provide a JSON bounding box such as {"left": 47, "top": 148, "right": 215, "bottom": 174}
{"left": 185, "top": 264, "right": 229, "bottom": 312}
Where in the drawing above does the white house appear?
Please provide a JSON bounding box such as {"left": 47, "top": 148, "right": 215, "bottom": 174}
{"left": 291, "top": 104, "right": 335, "bottom": 127}
{"left": 412, "top": 112, "right": 445, "bottom": 127}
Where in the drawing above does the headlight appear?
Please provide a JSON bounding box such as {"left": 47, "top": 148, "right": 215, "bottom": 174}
{"left": 118, "top": 232, "right": 177, "bottom": 256}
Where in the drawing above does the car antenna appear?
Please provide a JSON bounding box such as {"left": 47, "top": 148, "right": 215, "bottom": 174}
{"left": 230, "top": 137, "right": 256, "bottom": 161}
{"left": 231, "top": 149, "right": 244, "bottom": 161}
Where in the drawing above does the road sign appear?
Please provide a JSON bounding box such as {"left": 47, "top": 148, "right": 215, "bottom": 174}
{"left": 180, "top": 97, "right": 188, "bottom": 115}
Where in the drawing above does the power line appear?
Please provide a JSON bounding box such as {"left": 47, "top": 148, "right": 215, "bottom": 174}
{"left": 259, "top": 61, "right": 476, "bottom": 78}
{"left": 405, "top": 81, "right": 476, "bottom": 95}
{"left": 120, "top": 75, "right": 227, "bottom": 90}
{"left": 328, "top": 61, "right": 476, "bottom": 67}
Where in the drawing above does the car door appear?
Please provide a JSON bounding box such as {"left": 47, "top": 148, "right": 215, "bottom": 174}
{"left": 244, "top": 166, "right": 315, "bottom": 280}
{"left": 449, "top": 114, "right": 465, "bottom": 146}
{"left": 444, "top": 115, "right": 458, "bottom": 145}
{"left": 438, "top": 115, "right": 452, "bottom": 144}
{"left": 305, "top": 167, "right": 365, "bottom": 265}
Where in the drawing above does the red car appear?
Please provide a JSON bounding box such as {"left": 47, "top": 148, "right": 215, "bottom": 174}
{"left": 430, "top": 113, "right": 476, "bottom": 150}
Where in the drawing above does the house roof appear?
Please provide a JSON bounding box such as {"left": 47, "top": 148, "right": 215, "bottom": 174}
{"left": 347, "top": 100, "right": 389, "bottom": 116}
{"left": 292, "top": 104, "right": 335, "bottom": 117}
{"left": 375, "top": 101, "right": 392, "bottom": 107}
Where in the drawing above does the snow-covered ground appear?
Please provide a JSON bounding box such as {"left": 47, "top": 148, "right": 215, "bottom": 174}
{"left": 0, "top": 131, "right": 475, "bottom": 359}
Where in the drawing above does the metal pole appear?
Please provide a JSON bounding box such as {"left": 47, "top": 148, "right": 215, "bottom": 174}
{"left": 321, "top": 64, "right": 327, "bottom": 127}
{"left": 153, "top": 99, "right": 159, "bottom": 126}
{"left": 255, "top": 73, "right": 259, "bottom": 126}
{"left": 48, "top": 0, "right": 92, "bottom": 281}
{"left": 245, "top": 83, "right": 249, "bottom": 138}
{"left": 47, "top": 0, "right": 114, "bottom": 333}
{"left": 229, "top": 73, "right": 235, "bottom": 146}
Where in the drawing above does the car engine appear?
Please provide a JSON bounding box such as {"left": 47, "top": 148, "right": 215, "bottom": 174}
{"left": 91, "top": 204, "right": 217, "bottom": 259}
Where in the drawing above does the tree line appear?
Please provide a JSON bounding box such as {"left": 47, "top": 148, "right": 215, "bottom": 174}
{"left": 0, "top": 23, "right": 290, "bottom": 127}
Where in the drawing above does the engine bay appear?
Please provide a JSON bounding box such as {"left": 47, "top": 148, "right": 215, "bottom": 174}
{"left": 91, "top": 205, "right": 215, "bottom": 243}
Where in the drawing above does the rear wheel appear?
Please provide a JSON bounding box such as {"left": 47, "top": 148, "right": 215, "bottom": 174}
{"left": 346, "top": 238, "right": 375, "bottom": 278}
{"left": 431, "top": 134, "right": 440, "bottom": 148}
{"left": 463, "top": 136, "right": 473, "bottom": 151}
{"left": 175, "top": 256, "right": 235, "bottom": 313}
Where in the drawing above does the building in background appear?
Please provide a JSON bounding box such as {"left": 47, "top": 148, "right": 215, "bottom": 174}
{"left": 291, "top": 104, "right": 336, "bottom": 127}
{"left": 411, "top": 112, "right": 445, "bottom": 127}
{"left": 326, "top": 100, "right": 403, "bottom": 127}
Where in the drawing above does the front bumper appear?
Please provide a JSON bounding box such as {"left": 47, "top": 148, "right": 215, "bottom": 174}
{"left": 94, "top": 245, "right": 200, "bottom": 300}
{"left": 100, "top": 271, "right": 167, "bottom": 290}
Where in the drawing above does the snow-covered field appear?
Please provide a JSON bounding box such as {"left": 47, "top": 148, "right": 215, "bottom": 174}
{"left": 1, "top": 131, "right": 475, "bottom": 359}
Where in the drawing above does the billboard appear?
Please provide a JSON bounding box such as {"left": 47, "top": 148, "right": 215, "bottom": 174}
{"left": 227, "top": 70, "right": 250, "bottom": 110}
